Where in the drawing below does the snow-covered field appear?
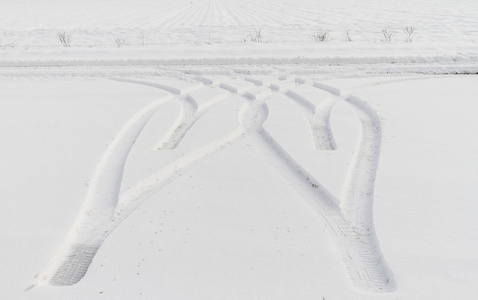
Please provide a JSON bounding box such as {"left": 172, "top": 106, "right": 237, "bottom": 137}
{"left": 2, "top": 0, "right": 478, "bottom": 66}
{"left": 1, "top": 0, "right": 477, "bottom": 299}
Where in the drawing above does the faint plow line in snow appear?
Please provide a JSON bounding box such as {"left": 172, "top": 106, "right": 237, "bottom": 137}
{"left": 111, "top": 77, "right": 203, "bottom": 95}
{"left": 38, "top": 91, "right": 246, "bottom": 287}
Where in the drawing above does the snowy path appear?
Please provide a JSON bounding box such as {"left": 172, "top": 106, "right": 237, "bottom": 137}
{"left": 37, "top": 71, "right": 398, "bottom": 292}
{"left": 1, "top": 59, "right": 477, "bottom": 80}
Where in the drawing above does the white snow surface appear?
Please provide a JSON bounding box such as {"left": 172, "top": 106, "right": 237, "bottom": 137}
{"left": 1, "top": 0, "right": 478, "bottom": 66}
{"left": 1, "top": 0, "right": 478, "bottom": 299}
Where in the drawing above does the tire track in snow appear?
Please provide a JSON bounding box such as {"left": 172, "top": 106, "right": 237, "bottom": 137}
{"left": 336, "top": 93, "right": 395, "bottom": 292}
{"left": 313, "top": 82, "right": 396, "bottom": 292}
{"left": 284, "top": 79, "right": 338, "bottom": 150}
{"left": 38, "top": 76, "right": 263, "bottom": 286}
{"left": 38, "top": 82, "right": 244, "bottom": 286}
{"left": 114, "top": 127, "right": 246, "bottom": 221}
{"left": 340, "top": 95, "right": 382, "bottom": 235}
{"left": 39, "top": 74, "right": 395, "bottom": 293}
{"left": 112, "top": 77, "right": 229, "bottom": 150}
{"left": 194, "top": 73, "right": 395, "bottom": 291}
{"left": 211, "top": 74, "right": 394, "bottom": 291}
{"left": 37, "top": 75, "right": 270, "bottom": 286}
{"left": 237, "top": 91, "right": 394, "bottom": 292}
{"left": 225, "top": 72, "right": 339, "bottom": 150}
{"left": 219, "top": 73, "right": 338, "bottom": 150}
{"left": 38, "top": 95, "right": 173, "bottom": 286}
{"left": 116, "top": 74, "right": 274, "bottom": 219}
{"left": 312, "top": 81, "right": 385, "bottom": 234}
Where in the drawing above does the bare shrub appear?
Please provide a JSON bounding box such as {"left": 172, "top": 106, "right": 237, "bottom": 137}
{"left": 344, "top": 29, "right": 352, "bottom": 42}
{"left": 244, "top": 29, "right": 263, "bottom": 43}
{"left": 57, "top": 32, "right": 72, "bottom": 47}
{"left": 114, "top": 36, "right": 127, "bottom": 48}
{"left": 311, "top": 29, "right": 329, "bottom": 42}
{"left": 1, "top": 43, "right": 16, "bottom": 50}
{"left": 139, "top": 31, "right": 146, "bottom": 46}
{"left": 381, "top": 27, "right": 395, "bottom": 42}
{"left": 404, "top": 26, "right": 416, "bottom": 42}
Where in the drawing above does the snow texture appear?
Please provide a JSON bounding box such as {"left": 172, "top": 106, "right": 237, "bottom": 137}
{"left": 1, "top": 0, "right": 477, "bottom": 299}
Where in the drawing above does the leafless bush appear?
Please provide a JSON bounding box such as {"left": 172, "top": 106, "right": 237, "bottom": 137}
{"left": 244, "top": 29, "right": 263, "bottom": 43}
{"left": 114, "top": 36, "right": 127, "bottom": 48}
{"left": 139, "top": 31, "right": 146, "bottom": 46}
{"left": 381, "top": 27, "right": 395, "bottom": 42}
{"left": 0, "top": 43, "right": 16, "bottom": 50}
{"left": 404, "top": 26, "right": 416, "bottom": 42}
{"left": 57, "top": 32, "right": 72, "bottom": 47}
{"left": 311, "top": 29, "right": 329, "bottom": 42}
{"left": 344, "top": 29, "right": 352, "bottom": 42}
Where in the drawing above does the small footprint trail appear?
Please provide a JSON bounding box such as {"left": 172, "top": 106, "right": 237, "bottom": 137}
{"left": 38, "top": 72, "right": 395, "bottom": 293}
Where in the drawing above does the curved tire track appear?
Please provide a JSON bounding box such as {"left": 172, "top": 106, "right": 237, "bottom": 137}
{"left": 39, "top": 74, "right": 395, "bottom": 293}
{"left": 38, "top": 96, "right": 172, "bottom": 286}
{"left": 238, "top": 92, "right": 394, "bottom": 292}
